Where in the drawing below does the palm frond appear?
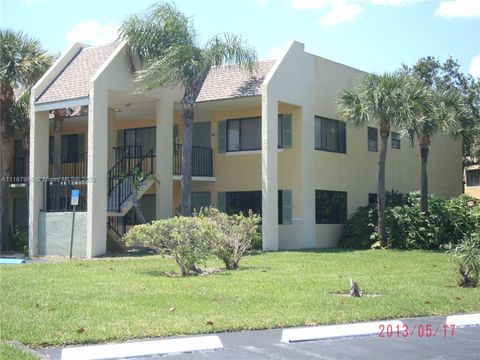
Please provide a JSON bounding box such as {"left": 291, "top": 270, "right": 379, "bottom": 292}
{"left": 204, "top": 33, "right": 257, "bottom": 73}
{"left": 135, "top": 44, "right": 206, "bottom": 90}
{"left": 11, "top": 91, "right": 30, "bottom": 131}
{"left": 0, "top": 29, "right": 56, "bottom": 87}
{"left": 117, "top": 2, "right": 195, "bottom": 72}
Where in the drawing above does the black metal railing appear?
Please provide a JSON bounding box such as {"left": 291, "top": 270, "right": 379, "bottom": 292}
{"left": 107, "top": 149, "right": 154, "bottom": 212}
{"left": 107, "top": 216, "right": 124, "bottom": 238}
{"left": 114, "top": 145, "right": 142, "bottom": 162}
{"left": 173, "top": 144, "right": 213, "bottom": 177}
{"left": 11, "top": 157, "right": 27, "bottom": 183}
{"left": 48, "top": 152, "right": 87, "bottom": 178}
{"left": 42, "top": 179, "right": 87, "bottom": 212}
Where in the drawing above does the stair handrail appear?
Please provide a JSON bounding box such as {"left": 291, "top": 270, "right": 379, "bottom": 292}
{"left": 107, "top": 149, "right": 154, "bottom": 212}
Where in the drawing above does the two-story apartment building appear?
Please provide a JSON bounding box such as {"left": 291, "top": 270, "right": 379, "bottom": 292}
{"left": 24, "top": 40, "right": 463, "bottom": 258}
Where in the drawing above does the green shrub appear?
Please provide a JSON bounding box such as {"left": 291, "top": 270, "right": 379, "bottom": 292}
{"left": 123, "top": 216, "right": 215, "bottom": 276}
{"left": 340, "top": 192, "right": 480, "bottom": 250}
{"left": 339, "top": 205, "right": 377, "bottom": 249}
{"left": 444, "top": 233, "right": 480, "bottom": 287}
{"left": 197, "top": 207, "right": 261, "bottom": 269}
{"left": 10, "top": 226, "right": 28, "bottom": 254}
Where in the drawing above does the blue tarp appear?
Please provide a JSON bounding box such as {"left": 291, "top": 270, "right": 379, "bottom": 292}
{"left": 0, "top": 258, "right": 26, "bottom": 264}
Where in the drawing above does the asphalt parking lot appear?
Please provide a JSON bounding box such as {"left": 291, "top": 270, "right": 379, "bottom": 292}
{"left": 36, "top": 315, "right": 480, "bottom": 360}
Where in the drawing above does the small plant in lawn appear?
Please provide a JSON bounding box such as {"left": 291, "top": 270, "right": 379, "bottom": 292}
{"left": 443, "top": 233, "right": 480, "bottom": 288}
{"left": 197, "top": 207, "right": 261, "bottom": 270}
{"left": 349, "top": 277, "right": 363, "bottom": 297}
{"left": 123, "top": 217, "right": 215, "bottom": 276}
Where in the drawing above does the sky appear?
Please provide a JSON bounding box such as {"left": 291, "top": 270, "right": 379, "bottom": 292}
{"left": 1, "top": 0, "right": 479, "bottom": 78}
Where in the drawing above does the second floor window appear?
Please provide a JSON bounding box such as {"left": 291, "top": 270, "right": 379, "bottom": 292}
{"left": 48, "top": 134, "right": 84, "bottom": 163}
{"left": 391, "top": 131, "right": 401, "bottom": 149}
{"left": 227, "top": 117, "right": 261, "bottom": 151}
{"left": 368, "top": 127, "right": 378, "bottom": 152}
{"left": 315, "top": 117, "right": 346, "bottom": 153}
{"left": 226, "top": 116, "right": 288, "bottom": 152}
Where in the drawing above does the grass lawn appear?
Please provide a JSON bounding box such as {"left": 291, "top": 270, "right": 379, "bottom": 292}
{"left": 0, "top": 341, "right": 37, "bottom": 360}
{"left": 1, "top": 250, "right": 479, "bottom": 348}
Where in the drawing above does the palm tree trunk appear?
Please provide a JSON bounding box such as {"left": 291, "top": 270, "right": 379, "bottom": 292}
{"left": 377, "top": 127, "right": 389, "bottom": 247}
{"left": 0, "top": 83, "right": 14, "bottom": 251}
{"left": 23, "top": 127, "right": 30, "bottom": 227}
{"left": 52, "top": 109, "right": 65, "bottom": 210}
{"left": 181, "top": 88, "right": 194, "bottom": 216}
{"left": 419, "top": 135, "right": 430, "bottom": 214}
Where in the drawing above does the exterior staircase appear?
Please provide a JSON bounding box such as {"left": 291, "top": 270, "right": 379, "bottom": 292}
{"left": 107, "top": 148, "right": 155, "bottom": 217}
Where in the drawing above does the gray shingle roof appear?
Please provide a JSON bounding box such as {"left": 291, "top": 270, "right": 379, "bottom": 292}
{"left": 35, "top": 44, "right": 275, "bottom": 104}
{"left": 196, "top": 59, "right": 276, "bottom": 102}
{"left": 35, "top": 44, "right": 117, "bottom": 104}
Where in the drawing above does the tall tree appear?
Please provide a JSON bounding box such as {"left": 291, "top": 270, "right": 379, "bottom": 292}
{"left": 402, "top": 57, "right": 480, "bottom": 164}
{"left": 0, "top": 29, "right": 54, "bottom": 250}
{"left": 118, "top": 1, "right": 257, "bottom": 215}
{"left": 337, "top": 73, "right": 425, "bottom": 247}
{"left": 402, "top": 82, "right": 463, "bottom": 213}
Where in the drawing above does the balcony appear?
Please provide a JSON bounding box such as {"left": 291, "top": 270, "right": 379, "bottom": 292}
{"left": 114, "top": 144, "right": 213, "bottom": 178}
{"left": 10, "top": 157, "right": 27, "bottom": 185}
{"left": 173, "top": 144, "right": 213, "bottom": 177}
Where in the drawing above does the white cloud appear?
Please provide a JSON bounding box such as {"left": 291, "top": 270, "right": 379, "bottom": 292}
{"left": 289, "top": 0, "right": 415, "bottom": 26}
{"left": 291, "top": 0, "right": 421, "bottom": 9}
{"left": 257, "top": 0, "right": 269, "bottom": 5}
{"left": 318, "top": 3, "right": 363, "bottom": 26}
{"left": 66, "top": 20, "right": 119, "bottom": 46}
{"left": 469, "top": 55, "right": 480, "bottom": 79}
{"left": 435, "top": 0, "right": 480, "bottom": 18}
{"left": 291, "top": 0, "right": 341, "bottom": 10}
{"left": 265, "top": 42, "right": 292, "bottom": 59}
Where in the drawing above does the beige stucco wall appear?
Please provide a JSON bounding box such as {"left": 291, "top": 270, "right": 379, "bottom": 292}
{"left": 311, "top": 56, "right": 463, "bottom": 247}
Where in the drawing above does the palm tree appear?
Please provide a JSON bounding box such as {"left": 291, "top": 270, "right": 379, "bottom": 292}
{"left": 0, "top": 29, "right": 54, "bottom": 250}
{"left": 402, "top": 85, "right": 463, "bottom": 213}
{"left": 337, "top": 73, "right": 423, "bottom": 247}
{"left": 117, "top": 1, "right": 257, "bottom": 216}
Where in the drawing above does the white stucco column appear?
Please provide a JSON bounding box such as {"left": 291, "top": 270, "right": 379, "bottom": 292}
{"left": 28, "top": 104, "right": 50, "bottom": 257}
{"left": 107, "top": 108, "right": 116, "bottom": 169}
{"left": 301, "top": 105, "right": 316, "bottom": 248}
{"left": 86, "top": 84, "right": 108, "bottom": 258}
{"left": 261, "top": 93, "right": 278, "bottom": 251}
{"left": 155, "top": 99, "right": 174, "bottom": 219}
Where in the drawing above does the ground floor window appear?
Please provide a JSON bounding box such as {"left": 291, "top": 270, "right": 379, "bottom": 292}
{"left": 192, "top": 192, "right": 211, "bottom": 212}
{"left": 466, "top": 169, "right": 480, "bottom": 187}
{"left": 315, "top": 190, "right": 347, "bottom": 224}
{"left": 224, "top": 190, "right": 289, "bottom": 224}
{"left": 368, "top": 193, "right": 377, "bottom": 205}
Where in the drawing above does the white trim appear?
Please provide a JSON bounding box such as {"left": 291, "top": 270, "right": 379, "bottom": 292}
{"left": 226, "top": 149, "right": 284, "bottom": 156}
{"left": 446, "top": 313, "right": 480, "bottom": 327}
{"left": 34, "top": 97, "right": 89, "bottom": 112}
{"left": 173, "top": 175, "right": 216, "bottom": 182}
{"left": 61, "top": 335, "right": 223, "bottom": 360}
{"left": 90, "top": 41, "right": 127, "bottom": 83}
{"left": 281, "top": 320, "right": 403, "bottom": 343}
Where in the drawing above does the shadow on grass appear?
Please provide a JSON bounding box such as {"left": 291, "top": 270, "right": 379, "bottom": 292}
{"left": 144, "top": 268, "right": 232, "bottom": 278}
